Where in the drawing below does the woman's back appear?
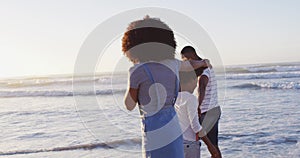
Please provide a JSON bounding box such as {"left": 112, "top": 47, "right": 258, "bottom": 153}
{"left": 129, "top": 59, "right": 181, "bottom": 108}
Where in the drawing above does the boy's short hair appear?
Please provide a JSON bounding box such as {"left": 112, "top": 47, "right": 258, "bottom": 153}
{"left": 179, "top": 71, "right": 197, "bottom": 85}
{"left": 122, "top": 16, "right": 176, "bottom": 62}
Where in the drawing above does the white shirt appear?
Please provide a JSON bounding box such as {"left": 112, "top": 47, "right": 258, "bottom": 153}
{"left": 198, "top": 68, "right": 219, "bottom": 113}
{"left": 175, "top": 91, "right": 202, "bottom": 141}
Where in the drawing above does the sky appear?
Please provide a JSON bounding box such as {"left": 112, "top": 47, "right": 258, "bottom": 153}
{"left": 0, "top": 0, "right": 299, "bottom": 78}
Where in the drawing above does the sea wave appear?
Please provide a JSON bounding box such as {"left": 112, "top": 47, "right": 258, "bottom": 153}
{"left": 226, "top": 71, "right": 300, "bottom": 80}
{"left": 226, "top": 64, "right": 300, "bottom": 73}
{"left": 0, "top": 89, "right": 126, "bottom": 98}
{"left": 231, "top": 82, "right": 300, "bottom": 89}
{"left": 0, "top": 76, "right": 127, "bottom": 88}
{"left": 0, "top": 134, "right": 297, "bottom": 156}
{"left": 0, "top": 138, "right": 141, "bottom": 156}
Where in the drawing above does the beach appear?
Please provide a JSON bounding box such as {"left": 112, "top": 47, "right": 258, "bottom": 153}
{"left": 0, "top": 62, "right": 299, "bottom": 157}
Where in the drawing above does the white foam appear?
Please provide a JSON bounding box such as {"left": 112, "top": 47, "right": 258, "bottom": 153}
{"left": 232, "top": 81, "right": 300, "bottom": 89}
{"left": 0, "top": 89, "right": 126, "bottom": 97}
{"left": 226, "top": 71, "right": 300, "bottom": 80}
{"left": 226, "top": 64, "right": 300, "bottom": 73}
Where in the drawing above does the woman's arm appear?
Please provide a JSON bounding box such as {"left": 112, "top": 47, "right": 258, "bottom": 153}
{"left": 124, "top": 88, "right": 138, "bottom": 111}
{"left": 180, "top": 59, "right": 211, "bottom": 71}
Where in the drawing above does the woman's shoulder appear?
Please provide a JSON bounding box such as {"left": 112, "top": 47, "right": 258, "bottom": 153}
{"left": 129, "top": 63, "right": 144, "bottom": 75}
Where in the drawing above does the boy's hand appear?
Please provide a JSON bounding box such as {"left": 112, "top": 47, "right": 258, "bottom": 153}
{"left": 195, "top": 132, "right": 200, "bottom": 141}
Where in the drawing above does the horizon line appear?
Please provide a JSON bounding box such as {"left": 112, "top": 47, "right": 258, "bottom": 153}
{"left": 1, "top": 60, "right": 299, "bottom": 80}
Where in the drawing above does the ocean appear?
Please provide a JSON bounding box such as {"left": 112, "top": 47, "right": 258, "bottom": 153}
{"left": 0, "top": 62, "right": 299, "bottom": 158}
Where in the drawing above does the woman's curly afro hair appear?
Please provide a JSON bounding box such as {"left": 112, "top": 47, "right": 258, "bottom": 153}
{"left": 122, "top": 16, "right": 177, "bottom": 62}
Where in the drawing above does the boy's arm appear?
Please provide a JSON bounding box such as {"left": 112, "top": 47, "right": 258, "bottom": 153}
{"left": 198, "top": 75, "right": 209, "bottom": 116}
{"left": 200, "top": 134, "right": 221, "bottom": 158}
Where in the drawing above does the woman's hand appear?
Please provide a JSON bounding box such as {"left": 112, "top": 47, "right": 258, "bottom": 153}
{"left": 202, "top": 59, "right": 212, "bottom": 68}
{"left": 180, "top": 59, "right": 212, "bottom": 71}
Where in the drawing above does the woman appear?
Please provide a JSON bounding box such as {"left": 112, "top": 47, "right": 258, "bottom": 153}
{"left": 122, "top": 16, "right": 210, "bottom": 158}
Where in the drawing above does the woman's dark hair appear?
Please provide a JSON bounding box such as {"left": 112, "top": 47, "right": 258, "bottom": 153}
{"left": 122, "top": 16, "right": 176, "bottom": 62}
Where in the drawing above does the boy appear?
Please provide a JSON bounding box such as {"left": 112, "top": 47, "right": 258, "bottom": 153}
{"left": 180, "top": 46, "right": 222, "bottom": 157}
{"left": 175, "top": 71, "right": 220, "bottom": 158}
